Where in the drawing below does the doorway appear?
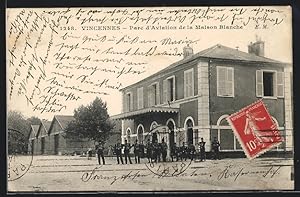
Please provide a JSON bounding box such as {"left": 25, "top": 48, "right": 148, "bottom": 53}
{"left": 186, "top": 119, "right": 194, "bottom": 145}
{"left": 137, "top": 125, "right": 144, "bottom": 143}
{"left": 54, "top": 134, "right": 59, "bottom": 155}
{"left": 41, "top": 137, "right": 45, "bottom": 154}
{"left": 31, "top": 139, "right": 34, "bottom": 154}
{"left": 167, "top": 121, "right": 175, "bottom": 148}
{"left": 152, "top": 132, "right": 158, "bottom": 143}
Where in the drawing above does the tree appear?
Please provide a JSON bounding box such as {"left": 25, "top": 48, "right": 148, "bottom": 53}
{"left": 7, "top": 111, "right": 42, "bottom": 154}
{"left": 27, "top": 116, "right": 41, "bottom": 125}
{"left": 66, "top": 97, "right": 115, "bottom": 145}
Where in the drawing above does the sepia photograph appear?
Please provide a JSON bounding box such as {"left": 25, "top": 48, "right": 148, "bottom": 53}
{"left": 6, "top": 6, "right": 294, "bottom": 192}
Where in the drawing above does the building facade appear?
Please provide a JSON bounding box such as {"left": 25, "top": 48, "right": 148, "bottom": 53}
{"left": 112, "top": 41, "right": 293, "bottom": 157}
{"left": 46, "top": 115, "right": 94, "bottom": 155}
{"left": 35, "top": 119, "right": 52, "bottom": 155}
{"left": 28, "top": 125, "right": 40, "bottom": 155}
{"left": 28, "top": 115, "right": 122, "bottom": 155}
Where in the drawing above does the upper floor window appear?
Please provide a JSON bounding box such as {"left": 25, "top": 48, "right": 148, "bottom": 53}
{"left": 125, "top": 92, "right": 133, "bottom": 112}
{"left": 137, "top": 87, "right": 144, "bottom": 109}
{"left": 184, "top": 68, "right": 194, "bottom": 98}
{"left": 217, "top": 66, "right": 234, "bottom": 97}
{"left": 163, "top": 76, "right": 175, "bottom": 103}
{"left": 256, "top": 70, "right": 284, "bottom": 98}
{"left": 148, "top": 82, "right": 160, "bottom": 106}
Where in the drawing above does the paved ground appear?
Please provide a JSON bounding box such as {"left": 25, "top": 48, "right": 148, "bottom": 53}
{"left": 8, "top": 155, "right": 294, "bottom": 192}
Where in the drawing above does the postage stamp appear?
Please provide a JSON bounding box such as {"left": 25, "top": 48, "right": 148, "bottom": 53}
{"left": 226, "top": 99, "right": 283, "bottom": 160}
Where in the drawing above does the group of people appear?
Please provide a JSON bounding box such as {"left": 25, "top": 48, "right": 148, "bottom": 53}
{"left": 112, "top": 138, "right": 168, "bottom": 164}
{"left": 90, "top": 137, "right": 221, "bottom": 165}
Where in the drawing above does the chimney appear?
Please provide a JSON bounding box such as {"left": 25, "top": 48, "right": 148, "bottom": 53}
{"left": 183, "top": 44, "right": 193, "bottom": 58}
{"left": 248, "top": 36, "right": 265, "bottom": 56}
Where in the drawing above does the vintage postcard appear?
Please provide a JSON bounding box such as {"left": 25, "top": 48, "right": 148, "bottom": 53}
{"left": 7, "top": 6, "right": 294, "bottom": 192}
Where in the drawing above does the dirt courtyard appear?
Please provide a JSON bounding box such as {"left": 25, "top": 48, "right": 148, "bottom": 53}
{"left": 8, "top": 155, "right": 294, "bottom": 192}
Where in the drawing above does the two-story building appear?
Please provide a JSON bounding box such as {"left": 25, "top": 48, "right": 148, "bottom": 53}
{"left": 112, "top": 40, "right": 293, "bottom": 157}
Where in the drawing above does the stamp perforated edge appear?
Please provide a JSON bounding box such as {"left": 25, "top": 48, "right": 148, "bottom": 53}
{"left": 226, "top": 99, "right": 283, "bottom": 160}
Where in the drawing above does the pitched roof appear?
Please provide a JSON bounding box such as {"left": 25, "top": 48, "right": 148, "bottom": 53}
{"left": 54, "top": 115, "right": 74, "bottom": 130}
{"left": 29, "top": 125, "right": 40, "bottom": 139}
{"left": 121, "top": 44, "right": 285, "bottom": 91}
{"left": 41, "top": 119, "right": 52, "bottom": 131}
{"left": 38, "top": 119, "right": 52, "bottom": 137}
{"left": 198, "top": 44, "right": 282, "bottom": 63}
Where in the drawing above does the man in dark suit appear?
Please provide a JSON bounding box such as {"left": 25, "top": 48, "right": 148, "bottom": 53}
{"left": 123, "top": 140, "right": 133, "bottom": 164}
{"left": 145, "top": 139, "right": 152, "bottom": 163}
{"left": 152, "top": 140, "right": 160, "bottom": 163}
{"left": 170, "top": 143, "right": 177, "bottom": 162}
{"left": 188, "top": 142, "right": 196, "bottom": 161}
{"left": 180, "top": 142, "right": 187, "bottom": 161}
{"left": 97, "top": 143, "right": 105, "bottom": 165}
{"left": 133, "top": 140, "right": 141, "bottom": 164}
{"left": 115, "top": 142, "right": 123, "bottom": 164}
{"left": 161, "top": 138, "right": 168, "bottom": 162}
{"left": 198, "top": 138, "right": 206, "bottom": 161}
{"left": 212, "top": 137, "right": 220, "bottom": 160}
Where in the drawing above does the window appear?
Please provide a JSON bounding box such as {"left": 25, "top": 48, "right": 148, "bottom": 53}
{"left": 163, "top": 76, "right": 175, "bottom": 103}
{"left": 263, "top": 72, "right": 274, "bottom": 96}
{"left": 125, "top": 92, "right": 133, "bottom": 112}
{"left": 150, "top": 121, "right": 158, "bottom": 131}
{"left": 217, "top": 66, "right": 234, "bottom": 97}
{"left": 126, "top": 128, "right": 131, "bottom": 144}
{"left": 148, "top": 83, "right": 160, "bottom": 106}
{"left": 184, "top": 69, "right": 194, "bottom": 98}
{"left": 137, "top": 87, "right": 144, "bottom": 109}
{"left": 212, "top": 115, "right": 243, "bottom": 151}
{"left": 256, "top": 70, "right": 284, "bottom": 98}
{"left": 137, "top": 124, "right": 144, "bottom": 143}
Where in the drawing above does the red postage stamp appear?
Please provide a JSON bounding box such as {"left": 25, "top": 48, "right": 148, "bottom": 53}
{"left": 226, "top": 99, "right": 283, "bottom": 160}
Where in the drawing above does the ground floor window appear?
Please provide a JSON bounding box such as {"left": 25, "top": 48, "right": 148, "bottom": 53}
{"left": 137, "top": 124, "right": 144, "bottom": 143}
{"left": 211, "top": 129, "right": 242, "bottom": 151}
{"left": 213, "top": 115, "right": 243, "bottom": 151}
{"left": 186, "top": 119, "right": 194, "bottom": 145}
{"left": 126, "top": 128, "right": 131, "bottom": 144}
{"left": 212, "top": 115, "right": 284, "bottom": 151}
{"left": 167, "top": 119, "right": 176, "bottom": 148}
{"left": 220, "top": 129, "right": 234, "bottom": 150}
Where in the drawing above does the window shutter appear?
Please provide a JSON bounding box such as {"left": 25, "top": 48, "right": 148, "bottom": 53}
{"left": 137, "top": 88, "right": 143, "bottom": 109}
{"left": 137, "top": 89, "right": 140, "bottom": 109}
{"left": 190, "top": 71, "right": 194, "bottom": 96}
{"left": 148, "top": 86, "right": 152, "bottom": 106}
{"left": 217, "top": 67, "right": 226, "bottom": 96}
{"left": 256, "top": 70, "right": 263, "bottom": 97}
{"left": 172, "top": 77, "right": 176, "bottom": 101}
{"left": 123, "top": 93, "right": 126, "bottom": 112}
{"left": 184, "top": 70, "right": 194, "bottom": 98}
{"left": 156, "top": 83, "right": 160, "bottom": 105}
{"left": 130, "top": 93, "right": 133, "bottom": 111}
{"left": 126, "top": 94, "right": 129, "bottom": 112}
{"left": 141, "top": 88, "right": 144, "bottom": 109}
{"left": 184, "top": 72, "right": 188, "bottom": 98}
{"left": 277, "top": 72, "right": 284, "bottom": 98}
{"left": 226, "top": 68, "right": 234, "bottom": 96}
{"left": 163, "top": 80, "right": 167, "bottom": 103}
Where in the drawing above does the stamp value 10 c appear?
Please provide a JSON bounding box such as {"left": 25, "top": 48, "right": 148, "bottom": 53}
{"left": 227, "top": 99, "right": 283, "bottom": 160}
